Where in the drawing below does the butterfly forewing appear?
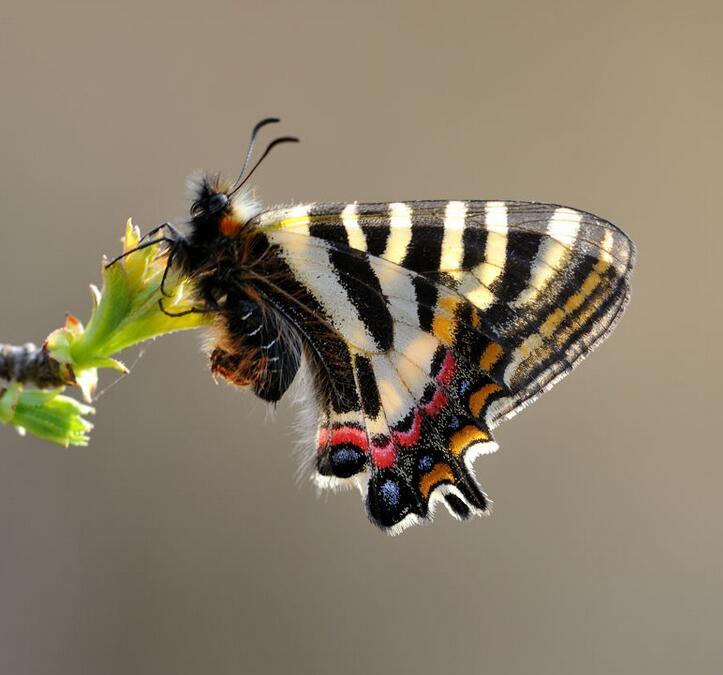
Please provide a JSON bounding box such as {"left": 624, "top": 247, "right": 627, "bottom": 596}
{"left": 247, "top": 199, "right": 634, "bottom": 532}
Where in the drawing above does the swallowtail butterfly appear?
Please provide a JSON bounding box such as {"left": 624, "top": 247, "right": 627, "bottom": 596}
{"left": 127, "top": 119, "right": 636, "bottom": 533}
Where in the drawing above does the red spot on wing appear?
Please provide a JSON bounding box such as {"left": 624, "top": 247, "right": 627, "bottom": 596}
{"left": 317, "top": 425, "right": 369, "bottom": 454}
{"left": 436, "top": 351, "right": 456, "bottom": 387}
{"left": 423, "top": 388, "right": 448, "bottom": 417}
{"left": 371, "top": 438, "right": 397, "bottom": 468}
{"left": 393, "top": 410, "right": 423, "bottom": 447}
{"left": 331, "top": 426, "right": 369, "bottom": 450}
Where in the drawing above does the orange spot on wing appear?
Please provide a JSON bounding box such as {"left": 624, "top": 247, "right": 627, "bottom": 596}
{"left": 480, "top": 342, "right": 503, "bottom": 372}
{"left": 564, "top": 268, "right": 605, "bottom": 314}
{"left": 449, "top": 425, "right": 489, "bottom": 457}
{"left": 581, "top": 271, "right": 602, "bottom": 296}
{"left": 432, "top": 297, "right": 462, "bottom": 346}
{"left": 594, "top": 259, "right": 611, "bottom": 274}
{"left": 468, "top": 383, "right": 503, "bottom": 417}
{"left": 419, "top": 462, "right": 455, "bottom": 498}
{"left": 540, "top": 308, "right": 566, "bottom": 338}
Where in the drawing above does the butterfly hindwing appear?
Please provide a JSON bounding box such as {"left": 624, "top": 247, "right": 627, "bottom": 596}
{"left": 241, "top": 200, "right": 634, "bottom": 531}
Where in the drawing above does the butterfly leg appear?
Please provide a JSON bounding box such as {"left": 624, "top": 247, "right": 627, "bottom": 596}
{"left": 105, "top": 236, "right": 175, "bottom": 268}
{"left": 140, "top": 221, "right": 182, "bottom": 243}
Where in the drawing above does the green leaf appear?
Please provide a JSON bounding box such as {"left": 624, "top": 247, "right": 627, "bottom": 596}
{"left": 1, "top": 385, "right": 95, "bottom": 447}
{"left": 3, "top": 218, "right": 210, "bottom": 445}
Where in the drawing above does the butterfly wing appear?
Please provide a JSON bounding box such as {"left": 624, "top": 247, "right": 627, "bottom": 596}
{"left": 247, "top": 200, "right": 635, "bottom": 532}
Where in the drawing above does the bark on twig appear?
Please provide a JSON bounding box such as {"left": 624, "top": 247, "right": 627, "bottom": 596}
{"left": 0, "top": 343, "right": 67, "bottom": 389}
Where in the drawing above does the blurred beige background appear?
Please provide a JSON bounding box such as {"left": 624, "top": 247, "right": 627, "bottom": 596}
{"left": 1, "top": 1, "right": 721, "bottom": 673}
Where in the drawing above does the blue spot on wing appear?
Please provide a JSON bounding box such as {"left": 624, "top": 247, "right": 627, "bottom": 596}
{"left": 418, "top": 455, "right": 434, "bottom": 472}
{"left": 380, "top": 479, "right": 401, "bottom": 508}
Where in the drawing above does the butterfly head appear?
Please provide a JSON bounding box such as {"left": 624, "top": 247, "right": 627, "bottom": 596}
{"left": 144, "top": 119, "right": 297, "bottom": 277}
{"left": 187, "top": 173, "right": 258, "bottom": 243}
{"left": 183, "top": 118, "right": 299, "bottom": 248}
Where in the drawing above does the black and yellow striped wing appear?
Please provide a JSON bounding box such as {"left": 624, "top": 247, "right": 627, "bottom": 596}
{"left": 249, "top": 200, "right": 635, "bottom": 532}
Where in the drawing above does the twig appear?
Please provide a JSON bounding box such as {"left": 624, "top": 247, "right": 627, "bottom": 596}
{"left": 0, "top": 342, "right": 67, "bottom": 388}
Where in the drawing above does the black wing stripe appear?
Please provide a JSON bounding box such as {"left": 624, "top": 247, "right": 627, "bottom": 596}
{"left": 401, "top": 217, "right": 445, "bottom": 274}
{"left": 246, "top": 237, "right": 361, "bottom": 414}
{"left": 327, "top": 246, "right": 394, "bottom": 352}
{"left": 358, "top": 202, "right": 390, "bottom": 256}
{"left": 413, "top": 275, "right": 438, "bottom": 332}
{"left": 461, "top": 224, "right": 489, "bottom": 270}
{"left": 354, "top": 353, "right": 381, "bottom": 419}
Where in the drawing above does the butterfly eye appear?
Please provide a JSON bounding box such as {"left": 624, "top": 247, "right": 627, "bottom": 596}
{"left": 208, "top": 193, "right": 229, "bottom": 213}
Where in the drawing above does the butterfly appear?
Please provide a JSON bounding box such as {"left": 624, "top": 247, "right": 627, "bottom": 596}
{"left": 119, "top": 118, "right": 636, "bottom": 533}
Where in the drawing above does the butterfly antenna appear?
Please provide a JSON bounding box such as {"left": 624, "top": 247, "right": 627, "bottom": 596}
{"left": 231, "top": 117, "right": 282, "bottom": 191}
{"left": 229, "top": 135, "right": 300, "bottom": 196}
